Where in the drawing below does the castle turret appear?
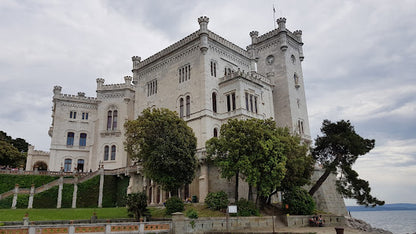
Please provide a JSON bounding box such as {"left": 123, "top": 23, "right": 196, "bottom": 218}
{"left": 53, "top": 86, "right": 62, "bottom": 97}
{"left": 96, "top": 78, "right": 105, "bottom": 89}
{"left": 198, "top": 16, "right": 209, "bottom": 54}
{"left": 294, "top": 30, "right": 304, "bottom": 61}
{"left": 249, "top": 31, "right": 259, "bottom": 44}
{"left": 277, "top": 18, "right": 288, "bottom": 51}
{"left": 124, "top": 76, "right": 132, "bottom": 85}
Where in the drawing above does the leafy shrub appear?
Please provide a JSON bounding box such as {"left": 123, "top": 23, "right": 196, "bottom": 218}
{"left": 205, "top": 191, "right": 229, "bottom": 210}
{"left": 186, "top": 209, "right": 198, "bottom": 219}
{"left": 126, "top": 192, "right": 149, "bottom": 220}
{"left": 282, "top": 187, "right": 315, "bottom": 215}
{"left": 165, "top": 197, "right": 184, "bottom": 215}
{"left": 235, "top": 198, "right": 259, "bottom": 216}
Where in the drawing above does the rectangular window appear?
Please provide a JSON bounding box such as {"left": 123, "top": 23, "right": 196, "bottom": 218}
{"left": 226, "top": 92, "right": 236, "bottom": 112}
{"left": 70, "top": 111, "right": 77, "bottom": 119}
{"left": 210, "top": 61, "right": 217, "bottom": 77}
{"left": 226, "top": 94, "right": 231, "bottom": 112}
{"left": 245, "top": 93, "right": 249, "bottom": 110}
{"left": 231, "top": 93, "right": 236, "bottom": 111}
{"left": 79, "top": 133, "right": 87, "bottom": 146}
{"left": 64, "top": 159, "right": 72, "bottom": 172}
{"left": 67, "top": 132, "right": 74, "bottom": 146}
{"left": 82, "top": 112, "right": 89, "bottom": 120}
{"left": 254, "top": 96, "right": 258, "bottom": 113}
{"left": 147, "top": 79, "right": 157, "bottom": 96}
{"left": 179, "top": 64, "right": 191, "bottom": 83}
{"left": 249, "top": 94, "right": 253, "bottom": 112}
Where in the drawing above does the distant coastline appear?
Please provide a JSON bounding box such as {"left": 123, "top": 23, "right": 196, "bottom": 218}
{"left": 347, "top": 203, "right": 416, "bottom": 211}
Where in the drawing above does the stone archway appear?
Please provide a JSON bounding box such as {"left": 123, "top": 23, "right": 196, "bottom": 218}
{"left": 33, "top": 161, "right": 48, "bottom": 171}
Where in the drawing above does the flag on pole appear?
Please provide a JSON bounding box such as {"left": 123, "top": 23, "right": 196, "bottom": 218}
{"left": 273, "top": 5, "right": 276, "bottom": 13}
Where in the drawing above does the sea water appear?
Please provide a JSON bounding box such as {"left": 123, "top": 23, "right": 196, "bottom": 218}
{"left": 351, "top": 210, "right": 416, "bottom": 234}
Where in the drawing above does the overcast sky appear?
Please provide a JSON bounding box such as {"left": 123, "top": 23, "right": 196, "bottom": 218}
{"left": 0, "top": 0, "right": 415, "bottom": 206}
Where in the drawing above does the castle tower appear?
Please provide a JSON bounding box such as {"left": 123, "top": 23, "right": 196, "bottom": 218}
{"left": 251, "top": 17, "right": 311, "bottom": 142}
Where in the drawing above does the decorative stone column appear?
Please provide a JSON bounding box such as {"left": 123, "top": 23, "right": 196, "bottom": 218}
{"left": 28, "top": 184, "right": 35, "bottom": 209}
{"left": 199, "top": 163, "right": 209, "bottom": 203}
{"left": 98, "top": 166, "right": 104, "bottom": 208}
{"left": 57, "top": 176, "right": 63, "bottom": 208}
{"left": 72, "top": 175, "right": 78, "bottom": 208}
{"left": 159, "top": 187, "right": 163, "bottom": 205}
{"left": 11, "top": 184, "right": 19, "bottom": 209}
{"left": 150, "top": 180, "right": 154, "bottom": 205}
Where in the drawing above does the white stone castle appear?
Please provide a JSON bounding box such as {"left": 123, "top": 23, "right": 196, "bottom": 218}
{"left": 25, "top": 16, "right": 345, "bottom": 212}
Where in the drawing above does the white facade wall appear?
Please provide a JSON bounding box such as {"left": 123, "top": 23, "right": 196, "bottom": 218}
{"left": 27, "top": 16, "right": 315, "bottom": 204}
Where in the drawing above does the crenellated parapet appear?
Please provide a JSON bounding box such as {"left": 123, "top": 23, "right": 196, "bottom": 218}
{"left": 219, "top": 68, "right": 271, "bottom": 86}
{"left": 28, "top": 145, "right": 50, "bottom": 157}
{"left": 254, "top": 18, "right": 303, "bottom": 48}
{"left": 133, "top": 16, "right": 251, "bottom": 71}
{"left": 53, "top": 87, "right": 98, "bottom": 103}
{"left": 207, "top": 31, "right": 249, "bottom": 57}
{"left": 132, "top": 31, "right": 200, "bottom": 70}
{"left": 96, "top": 77, "right": 135, "bottom": 91}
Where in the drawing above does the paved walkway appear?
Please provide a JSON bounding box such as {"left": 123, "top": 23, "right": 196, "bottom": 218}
{"left": 232, "top": 226, "right": 379, "bottom": 234}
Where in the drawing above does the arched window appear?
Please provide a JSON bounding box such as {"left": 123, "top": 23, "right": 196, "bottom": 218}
{"left": 79, "top": 133, "right": 87, "bottom": 146}
{"left": 77, "top": 159, "right": 84, "bottom": 172}
{"left": 186, "top": 96, "right": 190, "bottom": 117}
{"left": 212, "top": 92, "right": 217, "bottom": 113}
{"left": 107, "top": 109, "right": 118, "bottom": 130}
{"left": 213, "top": 128, "right": 218, "bottom": 138}
{"left": 104, "top": 146, "right": 109, "bottom": 161}
{"left": 179, "top": 98, "right": 184, "bottom": 118}
{"left": 112, "top": 110, "right": 118, "bottom": 130}
{"left": 107, "top": 111, "right": 112, "bottom": 130}
{"left": 64, "top": 158, "right": 72, "bottom": 172}
{"left": 66, "top": 132, "right": 74, "bottom": 146}
{"left": 111, "top": 145, "right": 116, "bottom": 160}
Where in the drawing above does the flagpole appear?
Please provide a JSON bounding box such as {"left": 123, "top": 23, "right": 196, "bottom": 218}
{"left": 273, "top": 4, "right": 276, "bottom": 29}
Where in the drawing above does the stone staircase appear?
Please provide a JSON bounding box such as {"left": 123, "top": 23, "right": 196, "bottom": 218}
{"left": 0, "top": 166, "right": 139, "bottom": 201}
{"left": 0, "top": 170, "right": 100, "bottom": 200}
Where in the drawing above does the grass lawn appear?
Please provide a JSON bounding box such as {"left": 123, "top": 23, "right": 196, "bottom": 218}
{"left": 0, "top": 207, "right": 129, "bottom": 222}
{"left": 0, "top": 204, "right": 226, "bottom": 222}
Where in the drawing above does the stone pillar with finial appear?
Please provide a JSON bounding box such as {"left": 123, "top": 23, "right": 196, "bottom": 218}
{"left": 57, "top": 175, "right": 63, "bottom": 208}
{"left": 72, "top": 175, "right": 78, "bottom": 208}
{"left": 277, "top": 17, "right": 288, "bottom": 51}
{"left": 98, "top": 165, "right": 104, "bottom": 208}
{"left": 198, "top": 16, "right": 210, "bottom": 54}
{"left": 28, "top": 184, "right": 35, "bottom": 209}
{"left": 294, "top": 30, "right": 304, "bottom": 61}
{"left": 11, "top": 184, "right": 19, "bottom": 209}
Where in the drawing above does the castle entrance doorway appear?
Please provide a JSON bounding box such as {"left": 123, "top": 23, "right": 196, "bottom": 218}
{"left": 33, "top": 161, "right": 48, "bottom": 171}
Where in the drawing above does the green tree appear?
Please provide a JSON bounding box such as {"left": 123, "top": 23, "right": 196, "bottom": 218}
{"left": 277, "top": 130, "right": 314, "bottom": 192}
{"left": 309, "top": 120, "right": 384, "bottom": 207}
{"left": 124, "top": 108, "right": 197, "bottom": 194}
{"left": 0, "top": 131, "right": 29, "bottom": 167}
{"left": 206, "top": 118, "right": 288, "bottom": 207}
{"left": 0, "top": 140, "right": 25, "bottom": 167}
{"left": 126, "top": 192, "right": 149, "bottom": 221}
{"left": 0, "top": 131, "right": 29, "bottom": 152}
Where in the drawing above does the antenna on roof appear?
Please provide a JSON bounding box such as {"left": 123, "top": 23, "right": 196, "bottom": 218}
{"left": 273, "top": 4, "right": 277, "bottom": 29}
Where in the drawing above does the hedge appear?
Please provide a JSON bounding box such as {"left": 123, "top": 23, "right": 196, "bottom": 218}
{"left": 0, "top": 174, "right": 129, "bottom": 208}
